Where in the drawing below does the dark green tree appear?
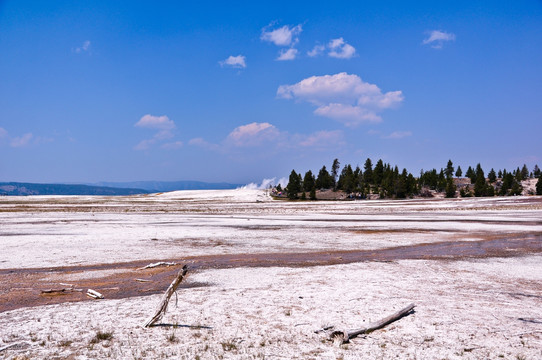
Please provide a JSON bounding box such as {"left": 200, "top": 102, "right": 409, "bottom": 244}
{"left": 445, "top": 177, "right": 456, "bottom": 198}
{"left": 536, "top": 177, "right": 542, "bottom": 195}
{"left": 309, "top": 186, "right": 317, "bottom": 200}
{"left": 303, "top": 170, "right": 315, "bottom": 192}
{"left": 455, "top": 166, "right": 463, "bottom": 178}
{"left": 498, "top": 170, "right": 503, "bottom": 178}
{"left": 474, "top": 164, "right": 487, "bottom": 197}
{"left": 534, "top": 165, "right": 541, "bottom": 178}
{"left": 466, "top": 166, "right": 476, "bottom": 184}
{"left": 521, "top": 164, "right": 529, "bottom": 180}
{"left": 488, "top": 168, "right": 497, "bottom": 183}
{"left": 373, "top": 159, "right": 385, "bottom": 186}
{"left": 363, "top": 158, "right": 373, "bottom": 185}
{"left": 445, "top": 160, "right": 454, "bottom": 179}
{"left": 315, "top": 166, "right": 333, "bottom": 189}
{"left": 286, "top": 170, "right": 302, "bottom": 199}
{"left": 338, "top": 164, "right": 355, "bottom": 193}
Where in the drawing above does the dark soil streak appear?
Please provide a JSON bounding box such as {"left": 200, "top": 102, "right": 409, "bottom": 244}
{"left": 1, "top": 235, "right": 541, "bottom": 313}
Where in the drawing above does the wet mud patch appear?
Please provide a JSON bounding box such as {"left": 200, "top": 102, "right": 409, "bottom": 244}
{"left": 1, "top": 233, "right": 540, "bottom": 312}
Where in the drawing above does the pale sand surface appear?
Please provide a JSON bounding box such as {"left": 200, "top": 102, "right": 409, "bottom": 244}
{"left": 1, "top": 190, "right": 541, "bottom": 359}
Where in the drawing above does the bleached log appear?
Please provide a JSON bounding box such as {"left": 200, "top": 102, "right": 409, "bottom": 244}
{"left": 0, "top": 342, "right": 23, "bottom": 352}
{"left": 86, "top": 289, "right": 104, "bottom": 299}
{"left": 138, "top": 261, "right": 176, "bottom": 270}
{"left": 41, "top": 288, "right": 82, "bottom": 294}
{"left": 135, "top": 278, "right": 152, "bottom": 282}
{"left": 328, "top": 303, "right": 416, "bottom": 345}
{"left": 143, "top": 265, "right": 188, "bottom": 328}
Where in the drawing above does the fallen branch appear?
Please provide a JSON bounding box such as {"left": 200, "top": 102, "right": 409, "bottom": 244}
{"left": 138, "top": 261, "right": 176, "bottom": 270}
{"left": 86, "top": 289, "right": 104, "bottom": 299}
{"left": 135, "top": 278, "right": 152, "bottom": 282}
{"left": 0, "top": 342, "right": 24, "bottom": 352}
{"left": 143, "top": 265, "right": 188, "bottom": 328}
{"left": 41, "top": 288, "right": 82, "bottom": 294}
{"left": 326, "top": 303, "right": 416, "bottom": 345}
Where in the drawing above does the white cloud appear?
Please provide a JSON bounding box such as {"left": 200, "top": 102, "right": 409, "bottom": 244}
{"left": 277, "top": 48, "right": 298, "bottom": 61}
{"left": 260, "top": 24, "right": 302, "bottom": 47}
{"left": 298, "top": 130, "right": 344, "bottom": 147}
{"left": 219, "top": 55, "right": 247, "bottom": 68}
{"left": 0, "top": 127, "right": 7, "bottom": 139}
{"left": 423, "top": 30, "right": 456, "bottom": 49}
{"left": 383, "top": 131, "right": 412, "bottom": 139}
{"left": 328, "top": 38, "right": 356, "bottom": 59}
{"left": 314, "top": 104, "right": 382, "bottom": 126}
{"left": 134, "top": 114, "right": 178, "bottom": 150}
{"left": 226, "top": 122, "right": 280, "bottom": 147}
{"left": 75, "top": 40, "right": 91, "bottom": 53}
{"left": 135, "top": 114, "right": 175, "bottom": 130}
{"left": 277, "top": 72, "right": 403, "bottom": 126}
{"left": 307, "top": 44, "right": 325, "bottom": 57}
{"left": 10, "top": 133, "right": 33, "bottom": 147}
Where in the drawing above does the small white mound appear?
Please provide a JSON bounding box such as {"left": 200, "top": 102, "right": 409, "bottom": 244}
{"left": 152, "top": 188, "right": 271, "bottom": 202}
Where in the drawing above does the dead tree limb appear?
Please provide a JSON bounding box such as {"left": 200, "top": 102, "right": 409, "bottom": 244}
{"left": 143, "top": 265, "right": 188, "bottom": 328}
{"left": 328, "top": 303, "right": 416, "bottom": 345}
{"left": 86, "top": 289, "right": 104, "bottom": 299}
{"left": 138, "top": 261, "right": 176, "bottom": 270}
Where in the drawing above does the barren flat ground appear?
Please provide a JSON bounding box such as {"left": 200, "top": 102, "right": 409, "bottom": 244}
{"left": 1, "top": 190, "right": 541, "bottom": 359}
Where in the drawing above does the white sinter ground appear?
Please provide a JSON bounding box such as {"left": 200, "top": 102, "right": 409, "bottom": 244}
{"left": 0, "top": 189, "right": 541, "bottom": 359}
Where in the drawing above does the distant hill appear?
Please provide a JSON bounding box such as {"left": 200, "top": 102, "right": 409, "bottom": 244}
{"left": 91, "top": 180, "right": 244, "bottom": 192}
{"left": 0, "top": 182, "right": 150, "bottom": 196}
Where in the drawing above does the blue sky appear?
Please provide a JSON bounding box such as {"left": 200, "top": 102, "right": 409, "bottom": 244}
{"left": 1, "top": 1, "right": 541, "bottom": 184}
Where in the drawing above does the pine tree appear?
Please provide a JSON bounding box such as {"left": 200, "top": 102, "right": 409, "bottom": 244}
{"left": 310, "top": 186, "right": 317, "bottom": 200}
{"left": 534, "top": 165, "right": 541, "bottom": 178}
{"left": 466, "top": 166, "right": 476, "bottom": 184}
{"left": 536, "top": 177, "right": 542, "bottom": 195}
{"left": 445, "top": 160, "right": 454, "bottom": 179}
{"left": 315, "top": 166, "right": 333, "bottom": 189}
{"left": 521, "top": 164, "right": 529, "bottom": 180}
{"left": 286, "top": 170, "right": 301, "bottom": 199}
{"left": 498, "top": 170, "right": 503, "bottom": 178}
{"left": 303, "top": 170, "right": 315, "bottom": 192}
{"left": 488, "top": 168, "right": 497, "bottom": 183}
{"left": 363, "top": 158, "right": 373, "bottom": 184}
{"left": 455, "top": 166, "right": 462, "bottom": 178}
{"left": 474, "top": 164, "right": 487, "bottom": 197}
{"left": 373, "top": 159, "right": 385, "bottom": 186}
{"left": 445, "top": 177, "right": 456, "bottom": 198}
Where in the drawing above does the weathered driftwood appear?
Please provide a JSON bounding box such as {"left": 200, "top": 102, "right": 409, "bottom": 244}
{"left": 41, "top": 288, "right": 82, "bottom": 294}
{"left": 327, "top": 303, "right": 416, "bottom": 345}
{"left": 143, "top": 265, "right": 188, "bottom": 328}
{"left": 138, "top": 261, "right": 176, "bottom": 270}
{"left": 135, "top": 278, "right": 152, "bottom": 282}
{"left": 86, "top": 289, "right": 104, "bottom": 299}
{"left": 0, "top": 342, "right": 23, "bottom": 352}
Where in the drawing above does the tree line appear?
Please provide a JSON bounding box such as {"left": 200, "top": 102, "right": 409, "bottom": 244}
{"left": 278, "top": 159, "right": 542, "bottom": 200}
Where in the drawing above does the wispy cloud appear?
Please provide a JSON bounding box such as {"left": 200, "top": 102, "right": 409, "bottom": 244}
{"left": 74, "top": 40, "right": 91, "bottom": 53}
{"left": 276, "top": 48, "right": 298, "bottom": 61}
{"left": 307, "top": 44, "right": 325, "bottom": 57}
{"left": 423, "top": 30, "right": 455, "bottom": 49}
{"left": 219, "top": 55, "right": 247, "bottom": 68}
{"left": 189, "top": 122, "right": 345, "bottom": 153}
{"left": 10, "top": 133, "right": 34, "bottom": 147}
{"left": 383, "top": 131, "right": 412, "bottom": 139}
{"left": 260, "top": 24, "right": 302, "bottom": 47}
{"left": 327, "top": 38, "right": 356, "bottom": 59}
{"left": 226, "top": 122, "right": 280, "bottom": 147}
{"left": 0, "top": 127, "right": 7, "bottom": 139}
{"left": 307, "top": 38, "right": 356, "bottom": 59}
{"left": 134, "top": 114, "right": 179, "bottom": 150}
{"left": 277, "top": 72, "right": 403, "bottom": 127}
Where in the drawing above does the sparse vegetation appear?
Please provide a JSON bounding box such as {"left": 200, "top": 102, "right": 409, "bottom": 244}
{"left": 90, "top": 330, "right": 113, "bottom": 344}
